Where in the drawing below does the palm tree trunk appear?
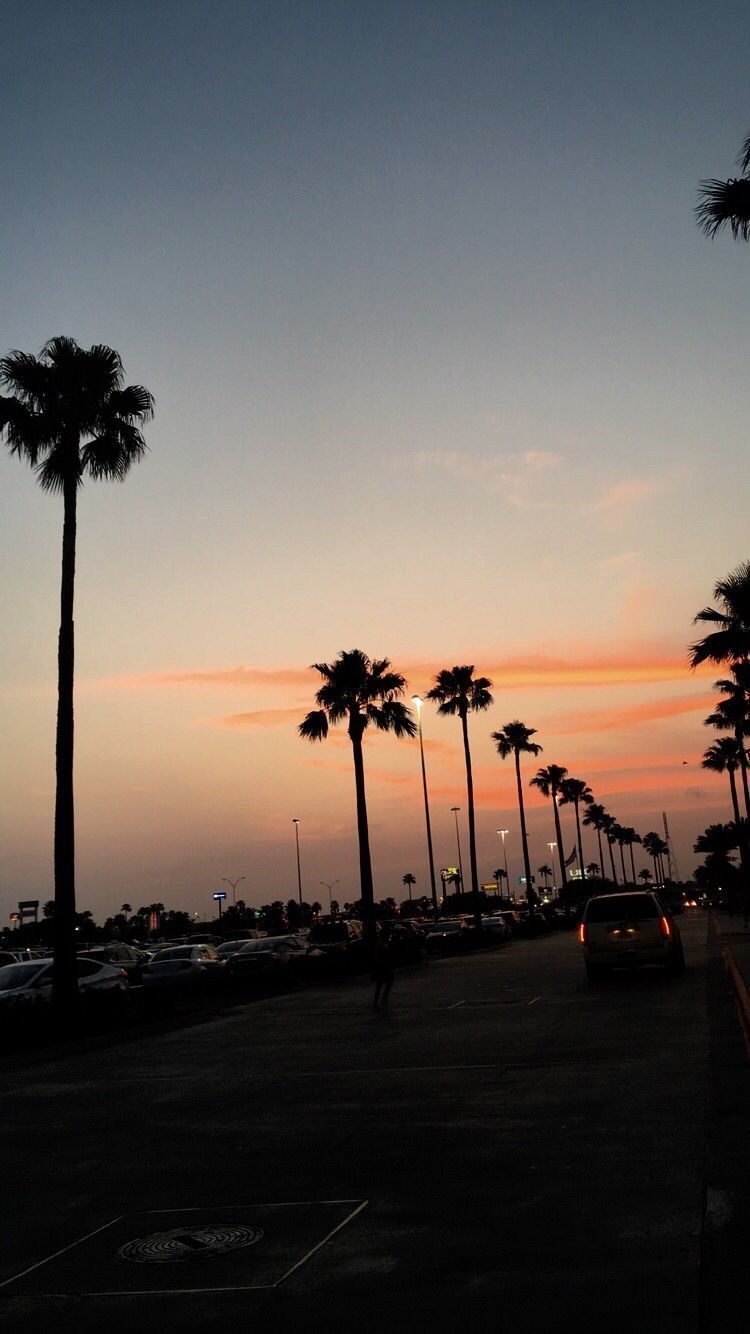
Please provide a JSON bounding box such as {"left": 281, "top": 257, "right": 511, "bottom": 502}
{"left": 629, "top": 843, "right": 636, "bottom": 885}
{"left": 515, "top": 750, "right": 534, "bottom": 916}
{"left": 552, "top": 790, "right": 568, "bottom": 913}
{"left": 596, "top": 828, "right": 605, "bottom": 880}
{"left": 574, "top": 801, "right": 586, "bottom": 884}
{"left": 607, "top": 835, "right": 618, "bottom": 884}
{"left": 461, "top": 711, "right": 482, "bottom": 931}
{"left": 619, "top": 842, "right": 627, "bottom": 884}
{"left": 729, "top": 768, "right": 742, "bottom": 824}
{"left": 53, "top": 475, "right": 78, "bottom": 1013}
{"left": 349, "top": 723, "right": 376, "bottom": 950}
{"left": 736, "top": 727, "right": 750, "bottom": 818}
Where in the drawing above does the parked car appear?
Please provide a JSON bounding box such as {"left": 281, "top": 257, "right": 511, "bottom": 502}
{"left": 79, "top": 943, "right": 149, "bottom": 983}
{"left": 387, "top": 920, "right": 428, "bottom": 961}
{"left": 227, "top": 935, "right": 307, "bottom": 983}
{"left": 143, "top": 944, "right": 226, "bottom": 987}
{"left": 306, "top": 921, "right": 365, "bottom": 969}
{"left": 480, "top": 915, "right": 512, "bottom": 941}
{"left": 579, "top": 891, "right": 684, "bottom": 981}
{"left": 0, "top": 949, "right": 41, "bottom": 967}
{"left": 217, "top": 938, "right": 261, "bottom": 959}
{"left": 0, "top": 957, "right": 130, "bottom": 1009}
{"left": 424, "top": 919, "right": 471, "bottom": 951}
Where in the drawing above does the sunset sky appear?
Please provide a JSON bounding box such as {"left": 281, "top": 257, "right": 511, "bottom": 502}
{"left": 2, "top": 1, "right": 750, "bottom": 921}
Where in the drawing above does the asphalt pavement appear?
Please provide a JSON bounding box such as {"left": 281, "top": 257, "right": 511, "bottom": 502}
{"left": 1, "top": 913, "right": 745, "bottom": 1332}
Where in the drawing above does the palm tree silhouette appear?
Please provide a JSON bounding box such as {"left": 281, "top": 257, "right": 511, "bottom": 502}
{"left": 690, "top": 563, "right": 750, "bottom": 667}
{"left": 0, "top": 336, "right": 153, "bottom": 1008}
{"left": 696, "top": 136, "right": 750, "bottom": 241}
{"left": 611, "top": 823, "right": 629, "bottom": 884}
{"left": 705, "top": 668, "right": 750, "bottom": 818}
{"left": 402, "top": 873, "right": 416, "bottom": 902}
{"left": 642, "top": 832, "right": 668, "bottom": 885}
{"left": 600, "top": 813, "right": 620, "bottom": 884}
{"left": 638, "top": 868, "right": 652, "bottom": 885}
{"left": 702, "top": 737, "right": 744, "bottom": 824}
{"left": 694, "top": 823, "right": 740, "bottom": 885}
{"left": 530, "top": 765, "right": 569, "bottom": 908}
{"left": 492, "top": 867, "right": 508, "bottom": 901}
{"left": 299, "top": 650, "right": 415, "bottom": 945}
{"left": 621, "top": 827, "right": 641, "bottom": 885}
{"left": 492, "top": 722, "right": 542, "bottom": 916}
{"left": 121, "top": 903, "right": 132, "bottom": 919}
{"left": 559, "top": 777, "right": 593, "bottom": 884}
{"left": 427, "top": 666, "right": 493, "bottom": 925}
{"left": 586, "top": 862, "right": 600, "bottom": 879}
{"left": 537, "top": 863, "right": 552, "bottom": 891}
{"left": 583, "top": 803, "right": 608, "bottom": 883}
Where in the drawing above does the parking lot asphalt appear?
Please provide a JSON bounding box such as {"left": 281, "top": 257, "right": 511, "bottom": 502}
{"left": 0, "top": 915, "right": 731, "bottom": 1332}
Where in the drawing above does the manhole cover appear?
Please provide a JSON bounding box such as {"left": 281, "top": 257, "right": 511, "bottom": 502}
{"left": 116, "top": 1223, "right": 263, "bottom": 1264}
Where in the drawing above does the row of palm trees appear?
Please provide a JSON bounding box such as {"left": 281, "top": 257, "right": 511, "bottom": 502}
{"left": 299, "top": 653, "right": 667, "bottom": 938}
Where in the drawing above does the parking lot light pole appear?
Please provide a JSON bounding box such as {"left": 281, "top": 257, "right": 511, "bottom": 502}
{"left": 293, "top": 819, "right": 303, "bottom": 907}
{"left": 547, "top": 842, "right": 557, "bottom": 892}
{"left": 451, "top": 806, "right": 465, "bottom": 896}
{"left": 222, "top": 875, "right": 245, "bottom": 908}
{"left": 412, "top": 695, "right": 438, "bottom": 920}
{"left": 320, "top": 879, "right": 339, "bottom": 911}
{"left": 497, "top": 829, "right": 509, "bottom": 903}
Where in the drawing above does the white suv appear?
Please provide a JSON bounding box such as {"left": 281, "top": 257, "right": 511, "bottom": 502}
{"left": 579, "top": 891, "right": 684, "bottom": 982}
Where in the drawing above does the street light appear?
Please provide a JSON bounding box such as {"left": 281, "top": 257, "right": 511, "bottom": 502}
{"left": 412, "top": 695, "right": 438, "bottom": 919}
{"left": 292, "top": 819, "right": 303, "bottom": 907}
{"left": 450, "top": 806, "right": 465, "bottom": 895}
{"left": 497, "top": 829, "right": 509, "bottom": 904}
{"left": 222, "top": 875, "right": 245, "bottom": 908}
{"left": 320, "top": 879, "right": 339, "bottom": 911}
{"left": 547, "top": 841, "right": 557, "bottom": 892}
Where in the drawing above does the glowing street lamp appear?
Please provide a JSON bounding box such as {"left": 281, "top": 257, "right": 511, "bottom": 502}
{"left": 412, "top": 695, "right": 438, "bottom": 919}
{"left": 497, "top": 829, "right": 510, "bottom": 903}
{"left": 292, "top": 819, "right": 303, "bottom": 907}
{"left": 222, "top": 875, "right": 245, "bottom": 908}
{"left": 451, "top": 806, "right": 465, "bottom": 895}
{"left": 547, "top": 841, "right": 557, "bottom": 891}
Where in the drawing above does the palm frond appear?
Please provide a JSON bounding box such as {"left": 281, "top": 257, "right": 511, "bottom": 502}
{"left": 366, "top": 700, "right": 416, "bottom": 738}
{"left": 696, "top": 177, "right": 750, "bottom": 240}
{"left": 81, "top": 422, "right": 148, "bottom": 481}
{"left": 298, "top": 710, "right": 329, "bottom": 742}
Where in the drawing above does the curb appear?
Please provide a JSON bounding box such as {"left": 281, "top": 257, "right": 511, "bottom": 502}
{"left": 722, "top": 946, "right": 750, "bottom": 1061}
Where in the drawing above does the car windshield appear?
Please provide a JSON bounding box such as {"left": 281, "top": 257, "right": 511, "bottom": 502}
{"left": 585, "top": 894, "right": 659, "bottom": 923}
{"left": 0, "top": 962, "right": 49, "bottom": 991}
{"left": 152, "top": 947, "right": 193, "bottom": 960}
{"left": 430, "top": 922, "right": 460, "bottom": 932}
{"left": 238, "top": 938, "right": 285, "bottom": 953}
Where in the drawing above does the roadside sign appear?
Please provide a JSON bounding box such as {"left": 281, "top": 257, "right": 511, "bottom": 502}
{"left": 517, "top": 876, "right": 536, "bottom": 885}
{"left": 212, "top": 892, "right": 227, "bottom": 901}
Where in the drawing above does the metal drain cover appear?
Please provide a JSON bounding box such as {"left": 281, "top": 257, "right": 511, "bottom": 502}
{"left": 116, "top": 1223, "right": 263, "bottom": 1264}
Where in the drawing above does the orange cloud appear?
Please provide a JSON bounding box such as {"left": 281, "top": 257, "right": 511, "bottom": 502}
{"left": 542, "top": 692, "right": 714, "bottom": 736}
{"left": 213, "top": 708, "right": 302, "bottom": 729}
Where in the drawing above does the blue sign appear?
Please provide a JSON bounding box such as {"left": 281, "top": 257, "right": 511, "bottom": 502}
{"left": 212, "top": 891, "right": 227, "bottom": 901}
{"left": 517, "top": 875, "right": 536, "bottom": 885}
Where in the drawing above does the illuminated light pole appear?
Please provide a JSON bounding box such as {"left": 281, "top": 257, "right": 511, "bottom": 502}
{"left": 451, "top": 806, "right": 465, "bottom": 896}
{"left": 222, "top": 875, "right": 245, "bottom": 909}
{"left": 412, "top": 695, "right": 438, "bottom": 920}
{"left": 320, "top": 879, "right": 339, "bottom": 912}
{"left": 547, "top": 842, "right": 557, "bottom": 893}
{"left": 292, "top": 818, "right": 303, "bottom": 907}
{"left": 497, "top": 829, "right": 510, "bottom": 904}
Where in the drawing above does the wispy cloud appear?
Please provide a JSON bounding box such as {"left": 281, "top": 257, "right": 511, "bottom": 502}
{"left": 212, "top": 707, "right": 302, "bottom": 729}
{"left": 592, "top": 479, "right": 661, "bottom": 514}
{"left": 393, "top": 448, "right": 562, "bottom": 496}
{"left": 542, "top": 691, "right": 713, "bottom": 736}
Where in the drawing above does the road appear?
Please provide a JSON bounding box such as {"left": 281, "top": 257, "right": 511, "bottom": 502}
{"left": 0, "top": 915, "right": 731, "bottom": 1331}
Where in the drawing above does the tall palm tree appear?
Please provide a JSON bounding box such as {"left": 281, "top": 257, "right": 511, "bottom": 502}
{"left": 0, "top": 336, "right": 154, "bottom": 1009}
{"left": 586, "top": 862, "right": 600, "bottom": 879}
{"left": 696, "top": 135, "right": 750, "bottom": 242}
{"left": 121, "top": 903, "right": 132, "bottom": 919}
{"left": 559, "top": 777, "right": 593, "bottom": 884}
{"left": 705, "top": 668, "right": 750, "bottom": 817}
{"left": 583, "top": 803, "right": 608, "bottom": 883}
{"left": 530, "top": 765, "right": 569, "bottom": 907}
{"left": 299, "top": 650, "right": 415, "bottom": 945}
{"left": 690, "top": 562, "right": 750, "bottom": 666}
{"left": 493, "top": 867, "right": 508, "bottom": 901}
{"left": 492, "top": 722, "right": 543, "bottom": 916}
{"left": 621, "top": 828, "right": 641, "bottom": 885}
{"left": 642, "top": 832, "right": 666, "bottom": 885}
{"left": 427, "top": 666, "right": 493, "bottom": 927}
{"left": 638, "top": 868, "right": 653, "bottom": 885}
{"left": 402, "top": 873, "right": 416, "bottom": 902}
{"left": 611, "top": 823, "right": 628, "bottom": 884}
{"left": 694, "top": 823, "right": 740, "bottom": 883}
{"left": 600, "top": 813, "right": 620, "bottom": 884}
{"left": 702, "top": 736, "right": 744, "bottom": 824}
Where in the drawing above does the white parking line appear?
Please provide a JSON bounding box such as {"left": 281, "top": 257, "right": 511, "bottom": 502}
{"left": 447, "top": 1000, "right": 466, "bottom": 1009}
{"left": 0, "top": 1214, "right": 124, "bottom": 1289}
{"left": 528, "top": 996, "right": 541, "bottom": 1005}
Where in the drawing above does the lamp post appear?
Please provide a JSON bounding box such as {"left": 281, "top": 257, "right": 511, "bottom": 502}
{"left": 412, "top": 695, "right": 438, "bottom": 920}
{"left": 450, "top": 806, "right": 465, "bottom": 896}
{"left": 497, "top": 829, "right": 510, "bottom": 904}
{"left": 547, "top": 842, "right": 557, "bottom": 893}
{"left": 320, "top": 879, "right": 339, "bottom": 911}
{"left": 222, "top": 875, "right": 245, "bottom": 909}
{"left": 292, "top": 818, "right": 303, "bottom": 907}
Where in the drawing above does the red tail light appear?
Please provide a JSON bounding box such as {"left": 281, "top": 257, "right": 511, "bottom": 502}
{"left": 659, "top": 916, "right": 671, "bottom": 938}
{"left": 578, "top": 922, "right": 588, "bottom": 944}
{"left": 118, "top": 969, "right": 128, "bottom": 980}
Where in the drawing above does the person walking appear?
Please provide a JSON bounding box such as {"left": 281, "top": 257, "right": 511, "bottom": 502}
{"left": 372, "top": 923, "right": 395, "bottom": 1010}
